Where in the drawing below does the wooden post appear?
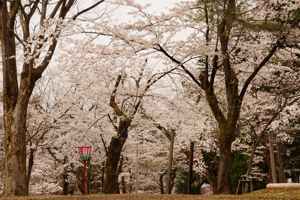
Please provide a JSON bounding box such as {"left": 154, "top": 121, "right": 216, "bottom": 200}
{"left": 268, "top": 133, "right": 277, "bottom": 183}
{"left": 236, "top": 179, "right": 241, "bottom": 195}
{"left": 135, "top": 134, "right": 139, "bottom": 193}
{"left": 101, "top": 161, "right": 105, "bottom": 193}
{"left": 187, "top": 141, "right": 194, "bottom": 194}
{"left": 166, "top": 133, "right": 175, "bottom": 194}
{"left": 83, "top": 160, "right": 86, "bottom": 195}
{"left": 237, "top": 179, "right": 253, "bottom": 195}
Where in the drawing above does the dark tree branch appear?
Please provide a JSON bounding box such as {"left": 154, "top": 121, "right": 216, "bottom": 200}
{"left": 72, "top": 0, "right": 105, "bottom": 20}
{"left": 239, "top": 40, "right": 280, "bottom": 100}
{"left": 155, "top": 44, "right": 203, "bottom": 89}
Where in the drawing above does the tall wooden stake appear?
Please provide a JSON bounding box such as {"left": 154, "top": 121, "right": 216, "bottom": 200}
{"left": 135, "top": 137, "right": 138, "bottom": 194}
{"left": 83, "top": 160, "right": 86, "bottom": 195}
{"left": 166, "top": 133, "right": 175, "bottom": 194}
{"left": 268, "top": 133, "right": 277, "bottom": 183}
{"left": 187, "top": 141, "right": 194, "bottom": 194}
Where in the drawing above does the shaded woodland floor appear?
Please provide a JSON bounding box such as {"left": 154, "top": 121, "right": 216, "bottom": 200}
{"left": 0, "top": 188, "right": 300, "bottom": 200}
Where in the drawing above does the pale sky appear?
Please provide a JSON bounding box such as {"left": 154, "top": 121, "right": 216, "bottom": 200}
{"left": 111, "top": 0, "right": 184, "bottom": 23}
{"left": 136, "top": 0, "right": 182, "bottom": 13}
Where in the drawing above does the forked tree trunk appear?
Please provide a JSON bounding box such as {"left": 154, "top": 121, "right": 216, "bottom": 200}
{"left": 1, "top": 0, "right": 28, "bottom": 195}
{"left": 156, "top": 0, "right": 280, "bottom": 194}
{"left": 1, "top": 0, "right": 104, "bottom": 196}
{"left": 204, "top": 87, "right": 239, "bottom": 195}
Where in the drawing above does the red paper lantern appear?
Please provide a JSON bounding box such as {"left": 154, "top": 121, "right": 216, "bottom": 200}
{"left": 78, "top": 146, "right": 91, "bottom": 161}
{"left": 78, "top": 146, "right": 91, "bottom": 195}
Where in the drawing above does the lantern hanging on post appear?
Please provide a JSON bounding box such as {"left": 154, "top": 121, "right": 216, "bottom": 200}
{"left": 78, "top": 146, "right": 91, "bottom": 195}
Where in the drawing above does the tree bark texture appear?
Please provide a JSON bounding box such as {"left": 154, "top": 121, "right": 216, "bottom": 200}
{"left": 1, "top": 0, "right": 25, "bottom": 196}
{"left": 2, "top": 41, "right": 32, "bottom": 195}
{"left": 276, "top": 143, "right": 286, "bottom": 183}
{"left": 62, "top": 170, "right": 69, "bottom": 195}
{"left": 201, "top": 150, "right": 218, "bottom": 194}
{"left": 217, "top": 127, "right": 234, "bottom": 194}
{"left": 169, "top": 167, "right": 177, "bottom": 193}
{"left": 206, "top": 169, "right": 218, "bottom": 194}
{"left": 102, "top": 119, "right": 130, "bottom": 194}
{"left": 26, "top": 147, "right": 35, "bottom": 189}
{"left": 3, "top": 106, "right": 29, "bottom": 196}
{"left": 264, "top": 145, "right": 274, "bottom": 183}
{"left": 159, "top": 170, "right": 166, "bottom": 194}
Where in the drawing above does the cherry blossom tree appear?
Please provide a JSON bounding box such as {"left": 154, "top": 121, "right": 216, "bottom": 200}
{"left": 23, "top": 68, "right": 111, "bottom": 195}
{"left": 85, "top": 0, "right": 300, "bottom": 194}
{"left": 1, "top": 0, "right": 299, "bottom": 195}
{"left": 0, "top": 0, "right": 106, "bottom": 196}
{"left": 55, "top": 31, "right": 183, "bottom": 192}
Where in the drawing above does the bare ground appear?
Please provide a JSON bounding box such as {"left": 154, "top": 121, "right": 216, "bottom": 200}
{"left": 0, "top": 188, "right": 300, "bottom": 200}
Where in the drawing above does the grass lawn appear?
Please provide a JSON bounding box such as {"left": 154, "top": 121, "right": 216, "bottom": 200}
{"left": 0, "top": 188, "right": 300, "bottom": 200}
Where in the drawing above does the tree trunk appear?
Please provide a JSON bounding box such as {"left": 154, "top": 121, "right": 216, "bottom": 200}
{"left": 102, "top": 136, "right": 125, "bottom": 194}
{"left": 103, "top": 119, "right": 129, "bottom": 194}
{"left": 3, "top": 106, "right": 28, "bottom": 196}
{"left": 1, "top": 0, "right": 105, "bottom": 196}
{"left": 276, "top": 143, "right": 286, "bottom": 183}
{"left": 217, "top": 127, "right": 233, "bottom": 194}
{"left": 159, "top": 171, "right": 166, "bottom": 194}
{"left": 1, "top": 1, "right": 27, "bottom": 195}
{"left": 292, "top": 172, "right": 299, "bottom": 183}
{"left": 26, "top": 147, "right": 36, "bottom": 190}
{"left": 101, "top": 161, "right": 105, "bottom": 193}
{"left": 170, "top": 167, "right": 177, "bottom": 193}
{"left": 121, "top": 176, "right": 126, "bottom": 194}
{"left": 264, "top": 145, "right": 273, "bottom": 183}
{"left": 206, "top": 168, "right": 218, "bottom": 194}
{"left": 201, "top": 149, "right": 218, "bottom": 194}
{"left": 62, "top": 170, "right": 69, "bottom": 195}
